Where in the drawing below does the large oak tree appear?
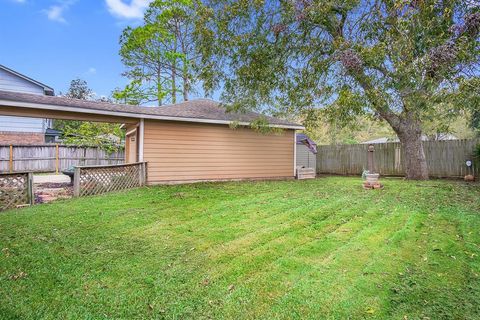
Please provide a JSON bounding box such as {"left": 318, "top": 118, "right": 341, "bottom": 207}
{"left": 195, "top": 0, "right": 480, "bottom": 179}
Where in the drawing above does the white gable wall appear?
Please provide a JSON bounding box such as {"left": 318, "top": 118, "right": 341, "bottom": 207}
{"left": 0, "top": 68, "right": 45, "bottom": 94}
{"left": 0, "top": 68, "right": 47, "bottom": 134}
{"left": 0, "top": 117, "right": 46, "bottom": 133}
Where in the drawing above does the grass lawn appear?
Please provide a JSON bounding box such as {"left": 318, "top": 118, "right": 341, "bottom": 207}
{"left": 1, "top": 177, "right": 480, "bottom": 319}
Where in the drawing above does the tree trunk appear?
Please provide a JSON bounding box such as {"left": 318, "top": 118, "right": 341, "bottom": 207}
{"left": 157, "top": 68, "right": 162, "bottom": 106}
{"left": 171, "top": 22, "right": 179, "bottom": 104}
{"left": 182, "top": 72, "right": 189, "bottom": 101}
{"left": 171, "top": 64, "right": 176, "bottom": 104}
{"left": 397, "top": 127, "right": 429, "bottom": 180}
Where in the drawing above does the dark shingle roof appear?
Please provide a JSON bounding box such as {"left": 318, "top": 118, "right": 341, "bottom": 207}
{"left": 0, "top": 90, "right": 303, "bottom": 129}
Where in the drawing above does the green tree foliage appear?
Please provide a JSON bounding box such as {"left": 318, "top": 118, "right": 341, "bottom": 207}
{"left": 460, "top": 78, "right": 480, "bottom": 135}
{"left": 64, "top": 78, "right": 94, "bottom": 100}
{"left": 195, "top": 0, "right": 480, "bottom": 179}
{"left": 117, "top": 0, "right": 198, "bottom": 106}
{"left": 61, "top": 122, "right": 124, "bottom": 154}
{"left": 305, "top": 113, "right": 395, "bottom": 145}
{"left": 472, "top": 110, "right": 480, "bottom": 135}
{"left": 112, "top": 80, "right": 145, "bottom": 105}
{"left": 53, "top": 79, "right": 124, "bottom": 152}
{"left": 54, "top": 79, "right": 94, "bottom": 132}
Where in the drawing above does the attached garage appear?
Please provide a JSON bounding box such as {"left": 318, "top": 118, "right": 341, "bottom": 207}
{"left": 0, "top": 91, "right": 303, "bottom": 184}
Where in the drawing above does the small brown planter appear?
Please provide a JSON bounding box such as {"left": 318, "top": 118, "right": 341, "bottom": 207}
{"left": 363, "top": 173, "right": 383, "bottom": 190}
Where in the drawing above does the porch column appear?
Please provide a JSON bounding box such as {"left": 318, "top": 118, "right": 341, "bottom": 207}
{"left": 139, "top": 118, "right": 145, "bottom": 162}
{"left": 293, "top": 130, "right": 297, "bottom": 176}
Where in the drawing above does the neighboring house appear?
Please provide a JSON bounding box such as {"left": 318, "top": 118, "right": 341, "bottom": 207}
{"left": 296, "top": 133, "right": 317, "bottom": 169}
{"left": 0, "top": 91, "right": 304, "bottom": 183}
{"left": 363, "top": 134, "right": 458, "bottom": 144}
{"left": 0, "top": 64, "right": 54, "bottom": 144}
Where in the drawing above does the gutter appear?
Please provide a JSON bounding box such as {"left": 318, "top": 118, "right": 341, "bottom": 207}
{"left": 0, "top": 99, "right": 305, "bottom": 130}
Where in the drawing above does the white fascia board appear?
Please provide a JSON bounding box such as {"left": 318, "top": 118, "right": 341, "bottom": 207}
{"left": 0, "top": 99, "right": 305, "bottom": 130}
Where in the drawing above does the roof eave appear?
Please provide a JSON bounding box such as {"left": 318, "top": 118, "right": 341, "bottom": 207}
{"left": 0, "top": 99, "right": 305, "bottom": 130}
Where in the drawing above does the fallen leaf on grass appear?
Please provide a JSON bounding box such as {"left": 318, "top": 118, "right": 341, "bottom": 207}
{"left": 2, "top": 248, "right": 12, "bottom": 257}
{"left": 9, "top": 271, "right": 27, "bottom": 280}
{"left": 173, "top": 192, "right": 187, "bottom": 199}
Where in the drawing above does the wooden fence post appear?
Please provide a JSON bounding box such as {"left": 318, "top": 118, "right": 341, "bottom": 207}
{"left": 96, "top": 147, "right": 100, "bottom": 165}
{"left": 143, "top": 162, "right": 147, "bottom": 186}
{"left": 27, "top": 172, "right": 34, "bottom": 205}
{"left": 73, "top": 167, "right": 81, "bottom": 197}
{"left": 55, "top": 144, "right": 59, "bottom": 174}
{"left": 9, "top": 145, "right": 13, "bottom": 173}
{"left": 139, "top": 162, "right": 146, "bottom": 186}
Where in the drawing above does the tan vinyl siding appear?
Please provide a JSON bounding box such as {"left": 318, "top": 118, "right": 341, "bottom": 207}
{"left": 124, "top": 124, "right": 138, "bottom": 163}
{"left": 144, "top": 120, "right": 294, "bottom": 183}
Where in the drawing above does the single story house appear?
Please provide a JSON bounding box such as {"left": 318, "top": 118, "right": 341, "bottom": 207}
{"left": 0, "top": 64, "right": 55, "bottom": 144}
{"left": 296, "top": 133, "right": 317, "bottom": 169}
{"left": 0, "top": 90, "right": 304, "bottom": 184}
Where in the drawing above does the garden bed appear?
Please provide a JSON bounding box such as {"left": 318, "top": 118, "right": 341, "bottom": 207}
{"left": 34, "top": 182, "right": 73, "bottom": 204}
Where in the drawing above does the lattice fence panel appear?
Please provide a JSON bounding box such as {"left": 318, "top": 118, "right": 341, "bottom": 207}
{"left": 75, "top": 163, "right": 145, "bottom": 197}
{"left": 0, "top": 173, "right": 33, "bottom": 211}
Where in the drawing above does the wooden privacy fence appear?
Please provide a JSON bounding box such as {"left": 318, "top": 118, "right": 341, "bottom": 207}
{"left": 0, "top": 172, "right": 33, "bottom": 211}
{"left": 316, "top": 139, "right": 480, "bottom": 178}
{"left": 73, "top": 162, "right": 147, "bottom": 197}
{"left": 0, "top": 144, "right": 124, "bottom": 173}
